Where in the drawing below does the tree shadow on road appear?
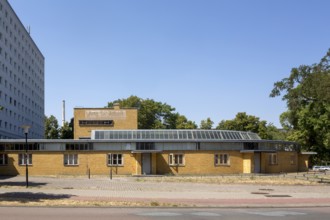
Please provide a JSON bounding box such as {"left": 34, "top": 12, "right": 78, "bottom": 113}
{"left": 0, "top": 181, "right": 47, "bottom": 188}
{"left": 0, "top": 175, "right": 48, "bottom": 188}
{"left": 0, "top": 192, "right": 74, "bottom": 203}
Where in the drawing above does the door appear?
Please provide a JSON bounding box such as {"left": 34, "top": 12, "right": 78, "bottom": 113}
{"left": 142, "top": 153, "right": 151, "bottom": 175}
{"left": 254, "top": 153, "right": 261, "bottom": 173}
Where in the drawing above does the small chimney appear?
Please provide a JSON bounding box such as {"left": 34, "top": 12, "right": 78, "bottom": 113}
{"left": 62, "top": 100, "right": 66, "bottom": 126}
{"left": 113, "top": 103, "right": 120, "bottom": 110}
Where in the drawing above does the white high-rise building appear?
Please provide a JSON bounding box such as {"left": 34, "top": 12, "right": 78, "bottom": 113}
{"left": 0, "top": 0, "right": 44, "bottom": 139}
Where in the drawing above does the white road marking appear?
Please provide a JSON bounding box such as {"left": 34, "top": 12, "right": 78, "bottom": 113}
{"left": 190, "top": 212, "right": 221, "bottom": 217}
{"left": 137, "top": 212, "right": 182, "bottom": 217}
{"left": 244, "top": 211, "right": 306, "bottom": 217}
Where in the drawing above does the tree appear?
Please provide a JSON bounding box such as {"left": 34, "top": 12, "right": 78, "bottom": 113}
{"left": 107, "top": 96, "right": 197, "bottom": 129}
{"left": 45, "top": 115, "right": 60, "bottom": 139}
{"left": 59, "top": 118, "right": 74, "bottom": 139}
{"left": 175, "top": 114, "right": 198, "bottom": 129}
{"left": 216, "top": 112, "right": 281, "bottom": 140}
{"left": 200, "top": 117, "right": 214, "bottom": 129}
{"left": 107, "top": 96, "right": 176, "bottom": 129}
{"left": 270, "top": 49, "right": 330, "bottom": 163}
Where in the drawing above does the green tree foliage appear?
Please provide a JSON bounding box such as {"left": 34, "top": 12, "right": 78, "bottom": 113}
{"left": 200, "top": 117, "right": 214, "bottom": 129}
{"left": 216, "top": 112, "right": 283, "bottom": 140}
{"left": 175, "top": 114, "right": 198, "bottom": 129}
{"left": 59, "top": 118, "right": 74, "bottom": 139}
{"left": 270, "top": 49, "right": 330, "bottom": 162}
{"left": 107, "top": 96, "right": 197, "bottom": 129}
{"left": 44, "top": 115, "right": 60, "bottom": 139}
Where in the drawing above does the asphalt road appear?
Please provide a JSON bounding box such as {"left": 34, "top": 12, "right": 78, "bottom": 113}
{"left": 1, "top": 207, "right": 330, "bottom": 220}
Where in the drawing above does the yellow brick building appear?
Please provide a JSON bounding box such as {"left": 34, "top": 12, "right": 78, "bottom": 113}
{"left": 0, "top": 130, "right": 315, "bottom": 176}
{"left": 74, "top": 103, "right": 138, "bottom": 139}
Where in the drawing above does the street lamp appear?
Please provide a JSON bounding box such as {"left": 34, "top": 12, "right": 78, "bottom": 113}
{"left": 21, "top": 125, "right": 31, "bottom": 188}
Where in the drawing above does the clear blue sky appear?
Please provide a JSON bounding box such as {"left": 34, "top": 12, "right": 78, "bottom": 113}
{"left": 9, "top": 0, "right": 330, "bottom": 127}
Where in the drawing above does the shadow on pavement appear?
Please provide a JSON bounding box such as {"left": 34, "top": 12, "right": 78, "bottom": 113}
{"left": 0, "top": 181, "right": 47, "bottom": 187}
{"left": 0, "top": 192, "right": 73, "bottom": 203}
{"left": 0, "top": 175, "right": 18, "bottom": 180}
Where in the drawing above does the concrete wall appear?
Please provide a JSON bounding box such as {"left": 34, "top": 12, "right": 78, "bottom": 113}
{"left": 0, "top": 0, "right": 45, "bottom": 139}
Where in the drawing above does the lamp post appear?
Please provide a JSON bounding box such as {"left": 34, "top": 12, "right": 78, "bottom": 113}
{"left": 21, "top": 125, "right": 30, "bottom": 188}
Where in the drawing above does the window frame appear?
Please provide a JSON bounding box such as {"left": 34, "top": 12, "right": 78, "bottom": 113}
{"left": 18, "top": 153, "right": 32, "bottom": 166}
{"left": 169, "top": 153, "right": 185, "bottom": 166}
{"left": 107, "top": 153, "right": 124, "bottom": 166}
{"left": 0, "top": 153, "right": 8, "bottom": 165}
{"left": 268, "top": 153, "right": 278, "bottom": 165}
{"left": 64, "top": 154, "right": 79, "bottom": 166}
{"left": 214, "top": 153, "right": 230, "bottom": 166}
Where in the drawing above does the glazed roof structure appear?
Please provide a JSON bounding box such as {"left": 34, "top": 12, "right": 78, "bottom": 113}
{"left": 91, "top": 129, "right": 261, "bottom": 141}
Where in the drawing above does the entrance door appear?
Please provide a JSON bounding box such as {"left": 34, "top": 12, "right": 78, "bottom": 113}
{"left": 254, "top": 153, "right": 261, "bottom": 173}
{"left": 142, "top": 153, "right": 151, "bottom": 175}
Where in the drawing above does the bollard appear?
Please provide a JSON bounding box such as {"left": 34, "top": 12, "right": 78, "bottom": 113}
{"left": 88, "top": 168, "right": 90, "bottom": 179}
{"left": 110, "top": 168, "right": 112, "bottom": 180}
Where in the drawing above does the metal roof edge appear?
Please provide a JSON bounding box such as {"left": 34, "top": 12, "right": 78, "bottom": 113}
{"left": 300, "top": 152, "right": 317, "bottom": 155}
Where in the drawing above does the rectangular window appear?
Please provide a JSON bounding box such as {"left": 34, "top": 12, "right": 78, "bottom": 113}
{"left": 0, "top": 154, "right": 8, "bottom": 165}
{"left": 136, "top": 142, "right": 155, "bottom": 150}
{"left": 18, "top": 153, "right": 32, "bottom": 165}
{"left": 169, "top": 153, "right": 185, "bottom": 166}
{"left": 268, "top": 153, "right": 278, "bottom": 165}
{"left": 65, "top": 143, "right": 93, "bottom": 151}
{"left": 107, "top": 154, "right": 123, "bottom": 166}
{"left": 64, "top": 154, "right": 78, "bottom": 166}
{"left": 215, "top": 153, "right": 230, "bottom": 165}
{"left": 79, "top": 120, "right": 114, "bottom": 126}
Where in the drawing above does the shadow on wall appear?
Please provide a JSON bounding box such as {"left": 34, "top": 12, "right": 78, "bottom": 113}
{"left": 156, "top": 154, "right": 174, "bottom": 175}
{"left": 0, "top": 192, "right": 74, "bottom": 203}
{"left": 0, "top": 157, "right": 19, "bottom": 176}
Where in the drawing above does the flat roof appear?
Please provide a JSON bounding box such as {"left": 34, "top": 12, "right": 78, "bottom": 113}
{"left": 0, "top": 130, "right": 300, "bottom": 145}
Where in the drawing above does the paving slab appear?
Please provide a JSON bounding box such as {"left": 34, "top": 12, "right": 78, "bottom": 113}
{"left": 1, "top": 176, "right": 330, "bottom": 207}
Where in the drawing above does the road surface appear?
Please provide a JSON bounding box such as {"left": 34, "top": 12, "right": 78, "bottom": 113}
{"left": 1, "top": 207, "right": 330, "bottom": 220}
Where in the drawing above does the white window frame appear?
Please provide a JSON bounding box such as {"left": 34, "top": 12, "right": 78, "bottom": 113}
{"left": 107, "top": 153, "right": 123, "bottom": 166}
{"left": 169, "top": 153, "right": 185, "bottom": 166}
{"left": 64, "top": 154, "right": 78, "bottom": 166}
{"left": 0, "top": 153, "right": 8, "bottom": 165}
{"left": 268, "top": 153, "right": 278, "bottom": 165}
{"left": 214, "top": 153, "right": 230, "bottom": 166}
{"left": 18, "top": 153, "right": 32, "bottom": 165}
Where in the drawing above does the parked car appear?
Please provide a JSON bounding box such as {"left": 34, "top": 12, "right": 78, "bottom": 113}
{"left": 312, "top": 166, "right": 330, "bottom": 171}
{"left": 319, "top": 166, "right": 330, "bottom": 171}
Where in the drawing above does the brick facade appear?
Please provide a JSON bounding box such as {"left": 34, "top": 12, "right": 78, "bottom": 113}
{"left": 0, "top": 150, "right": 310, "bottom": 176}
{"left": 73, "top": 104, "right": 138, "bottom": 139}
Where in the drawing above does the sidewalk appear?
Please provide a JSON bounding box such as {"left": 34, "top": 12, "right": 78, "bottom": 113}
{"left": 1, "top": 175, "right": 330, "bottom": 207}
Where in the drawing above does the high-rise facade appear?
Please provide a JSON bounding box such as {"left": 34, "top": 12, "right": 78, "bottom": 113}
{"left": 0, "top": 0, "right": 44, "bottom": 139}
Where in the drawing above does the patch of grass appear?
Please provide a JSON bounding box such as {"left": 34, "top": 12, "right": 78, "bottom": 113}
{"left": 139, "top": 175, "right": 318, "bottom": 186}
{"left": 0, "top": 199, "right": 175, "bottom": 208}
{"left": 150, "top": 201, "right": 160, "bottom": 206}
